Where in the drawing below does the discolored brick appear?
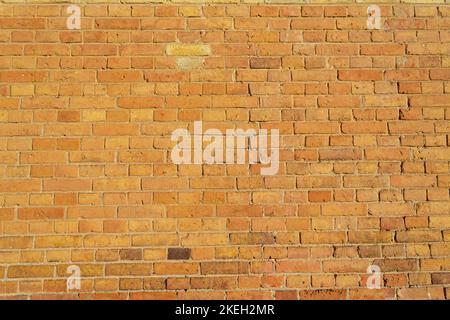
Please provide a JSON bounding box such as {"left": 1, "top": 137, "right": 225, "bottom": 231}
{"left": 168, "top": 248, "right": 191, "bottom": 260}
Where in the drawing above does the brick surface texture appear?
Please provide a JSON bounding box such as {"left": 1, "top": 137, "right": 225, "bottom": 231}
{"left": 0, "top": 0, "right": 449, "bottom": 300}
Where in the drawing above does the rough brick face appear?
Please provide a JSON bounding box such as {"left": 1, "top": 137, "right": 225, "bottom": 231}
{"left": 0, "top": 0, "right": 449, "bottom": 300}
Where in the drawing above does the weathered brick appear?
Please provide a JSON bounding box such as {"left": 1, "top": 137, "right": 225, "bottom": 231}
{"left": 168, "top": 248, "right": 191, "bottom": 260}
{"left": 0, "top": 1, "right": 448, "bottom": 301}
{"left": 166, "top": 43, "right": 211, "bottom": 56}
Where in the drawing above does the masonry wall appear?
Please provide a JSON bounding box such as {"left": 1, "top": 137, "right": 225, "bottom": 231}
{"left": 0, "top": 0, "right": 449, "bottom": 300}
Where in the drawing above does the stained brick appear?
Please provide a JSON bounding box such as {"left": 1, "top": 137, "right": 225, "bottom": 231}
{"left": 0, "top": 1, "right": 448, "bottom": 301}
{"left": 168, "top": 248, "right": 191, "bottom": 260}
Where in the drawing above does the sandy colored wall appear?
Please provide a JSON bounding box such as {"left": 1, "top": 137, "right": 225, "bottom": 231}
{"left": 0, "top": 1, "right": 449, "bottom": 299}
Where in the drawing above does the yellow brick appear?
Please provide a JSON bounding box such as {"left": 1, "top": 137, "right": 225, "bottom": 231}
{"left": 166, "top": 43, "right": 211, "bottom": 56}
{"left": 443, "top": 57, "right": 450, "bottom": 67}
{"left": 0, "top": 111, "right": 7, "bottom": 122}
{"left": 11, "top": 85, "right": 34, "bottom": 96}
{"left": 46, "top": 250, "right": 71, "bottom": 262}
{"left": 105, "top": 137, "right": 129, "bottom": 149}
{"left": 35, "top": 236, "right": 82, "bottom": 248}
{"left": 143, "top": 248, "right": 166, "bottom": 260}
{"left": 29, "top": 193, "right": 53, "bottom": 206}
{"left": 131, "top": 83, "right": 154, "bottom": 96}
{"left": 179, "top": 6, "right": 202, "bottom": 17}
{"left": 82, "top": 110, "right": 106, "bottom": 122}
{"left": 176, "top": 57, "right": 204, "bottom": 70}
{"left": 131, "top": 109, "right": 153, "bottom": 121}
{"left": 79, "top": 193, "right": 101, "bottom": 205}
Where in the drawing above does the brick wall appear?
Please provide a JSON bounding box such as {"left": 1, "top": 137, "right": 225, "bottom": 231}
{"left": 0, "top": 0, "right": 449, "bottom": 300}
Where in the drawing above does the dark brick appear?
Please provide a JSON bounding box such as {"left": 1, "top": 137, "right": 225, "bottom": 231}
{"left": 432, "top": 273, "right": 450, "bottom": 284}
{"left": 168, "top": 248, "right": 191, "bottom": 260}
